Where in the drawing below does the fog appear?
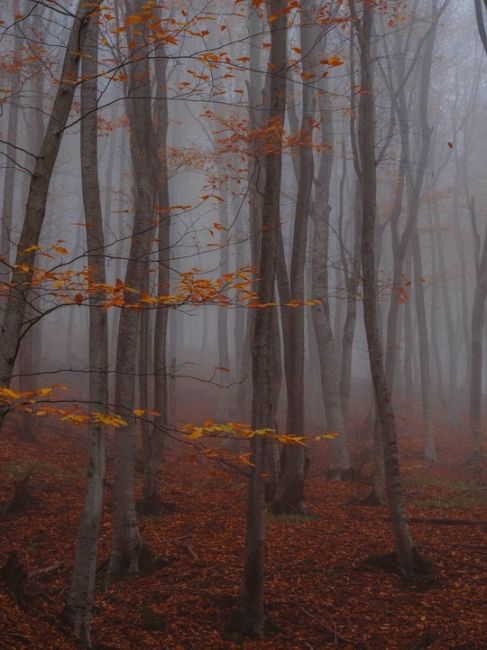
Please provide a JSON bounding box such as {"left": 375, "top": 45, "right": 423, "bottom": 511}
{"left": 0, "top": 0, "right": 486, "bottom": 647}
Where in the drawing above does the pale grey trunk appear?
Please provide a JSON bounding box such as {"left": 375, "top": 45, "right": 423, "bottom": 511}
{"left": 17, "top": 62, "right": 45, "bottom": 440}
{"left": 433, "top": 206, "right": 456, "bottom": 418}
{"left": 412, "top": 228, "right": 436, "bottom": 461}
{"left": 144, "top": 41, "right": 170, "bottom": 511}
{"left": 63, "top": 13, "right": 108, "bottom": 647}
{"left": 310, "top": 91, "right": 351, "bottom": 478}
{"left": 0, "top": 0, "right": 21, "bottom": 284}
{"left": 403, "top": 250, "right": 414, "bottom": 402}
{"left": 428, "top": 209, "right": 447, "bottom": 413}
{"left": 216, "top": 171, "right": 230, "bottom": 421}
{"left": 469, "top": 222, "right": 487, "bottom": 462}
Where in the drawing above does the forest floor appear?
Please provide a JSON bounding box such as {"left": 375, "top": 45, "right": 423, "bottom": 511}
{"left": 0, "top": 407, "right": 487, "bottom": 649}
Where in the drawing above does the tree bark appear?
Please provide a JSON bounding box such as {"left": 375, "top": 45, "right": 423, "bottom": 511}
{"left": 273, "top": 0, "right": 317, "bottom": 513}
{"left": 241, "top": 0, "right": 287, "bottom": 636}
{"left": 310, "top": 90, "right": 351, "bottom": 479}
{"left": 354, "top": 0, "right": 420, "bottom": 577}
{"left": 144, "top": 39, "right": 171, "bottom": 512}
{"left": 63, "top": 12, "right": 108, "bottom": 647}
{"left": 108, "top": 6, "right": 158, "bottom": 576}
{"left": 0, "top": 1, "right": 95, "bottom": 414}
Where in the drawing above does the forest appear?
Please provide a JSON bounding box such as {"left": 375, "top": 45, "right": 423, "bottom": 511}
{"left": 0, "top": 0, "right": 487, "bottom": 648}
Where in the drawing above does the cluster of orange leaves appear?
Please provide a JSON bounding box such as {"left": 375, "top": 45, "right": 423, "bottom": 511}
{"left": 182, "top": 418, "right": 339, "bottom": 448}
{"left": 3, "top": 246, "right": 324, "bottom": 311}
{"left": 0, "top": 385, "right": 127, "bottom": 428}
{"left": 201, "top": 110, "right": 332, "bottom": 160}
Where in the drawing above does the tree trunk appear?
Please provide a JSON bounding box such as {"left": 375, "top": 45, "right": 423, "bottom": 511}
{"left": 468, "top": 0, "right": 487, "bottom": 462}
{"left": 241, "top": 0, "right": 287, "bottom": 636}
{"left": 310, "top": 90, "right": 351, "bottom": 479}
{"left": 63, "top": 13, "right": 108, "bottom": 647}
{"left": 469, "top": 229, "right": 487, "bottom": 462}
{"left": 355, "top": 0, "right": 421, "bottom": 577}
{"left": 0, "top": 0, "right": 22, "bottom": 285}
{"left": 273, "top": 0, "right": 317, "bottom": 513}
{"left": 143, "top": 40, "right": 170, "bottom": 512}
{"left": 0, "top": 1, "right": 94, "bottom": 412}
{"left": 412, "top": 227, "right": 437, "bottom": 461}
{"left": 108, "top": 8, "right": 157, "bottom": 576}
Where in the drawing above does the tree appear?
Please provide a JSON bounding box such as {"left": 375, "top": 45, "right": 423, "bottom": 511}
{"left": 273, "top": 0, "right": 317, "bottom": 514}
{"left": 241, "top": 0, "right": 287, "bottom": 636}
{"left": 0, "top": 1, "right": 98, "bottom": 416}
{"left": 62, "top": 8, "right": 108, "bottom": 646}
{"left": 469, "top": 0, "right": 487, "bottom": 461}
{"left": 108, "top": 0, "right": 159, "bottom": 576}
{"left": 353, "top": 0, "right": 423, "bottom": 577}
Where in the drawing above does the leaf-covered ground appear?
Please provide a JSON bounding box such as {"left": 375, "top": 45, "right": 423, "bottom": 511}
{"left": 0, "top": 415, "right": 486, "bottom": 649}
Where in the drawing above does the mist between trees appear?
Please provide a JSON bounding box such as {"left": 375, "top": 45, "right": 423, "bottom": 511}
{"left": 0, "top": 0, "right": 487, "bottom": 647}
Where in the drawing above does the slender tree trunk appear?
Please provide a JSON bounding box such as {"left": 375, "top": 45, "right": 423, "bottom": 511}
{"left": 403, "top": 249, "right": 414, "bottom": 402}
{"left": 17, "top": 59, "right": 45, "bottom": 441}
{"left": 469, "top": 229, "right": 487, "bottom": 462}
{"left": 237, "top": 3, "right": 267, "bottom": 421}
{"left": 241, "top": 0, "right": 287, "bottom": 635}
{"left": 433, "top": 206, "right": 456, "bottom": 417}
{"left": 340, "top": 187, "right": 362, "bottom": 422}
{"left": 0, "top": 0, "right": 22, "bottom": 282}
{"left": 467, "top": 0, "right": 487, "bottom": 462}
{"left": 309, "top": 91, "right": 351, "bottom": 479}
{"left": 63, "top": 13, "right": 108, "bottom": 646}
{"left": 143, "top": 41, "right": 170, "bottom": 512}
{"left": 0, "top": 1, "right": 94, "bottom": 411}
{"left": 273, "top": 0, "right": 316, "bottom": 513}
{"left": 108, "top": 9, "right": 157, "bottom": 576}
{"left": 216, "top": 173, "right": 231, "bottom": 421}
{"left": 355, "top": 0, "right": 421, "bottom": 577}
{"left": 412, "top": 227, "right": 437, "bottom": 461}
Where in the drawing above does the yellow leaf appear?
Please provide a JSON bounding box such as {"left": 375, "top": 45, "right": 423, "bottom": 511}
{"left": 52, "top": 245, "right": 69, "bottom": 255}
{"left": 187, "top": 427, "right": 205, "bottom": 440}
{"left": 92, "top": 412, "right": 128, "bottom": 428}
{"left": 133, "top": 409, "right": 145, "bottom": 417}
{"left": 254, "top": 427, "right": 274, "bottom": 436}
{"left": 60, "top": 413, "right": 89, "bottom": 425}
{"left": 314, "top": 432, "right": 339, "bottom": 440}
{"left": 277, "top": 434, "right": 306, "bottom": 446}
{"left": 0, "top": 387, "right": 22, "bottom": 400}
{"left": 22, "top": 245, "right": 41, "bottom": 254}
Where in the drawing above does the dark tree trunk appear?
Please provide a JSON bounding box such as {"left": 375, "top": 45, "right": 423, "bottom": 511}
{"left": 241, "top": 0, "right": 287, "bottom": 636}
{"left": 354, "top": 0, "right": 421, "bottom": 577}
